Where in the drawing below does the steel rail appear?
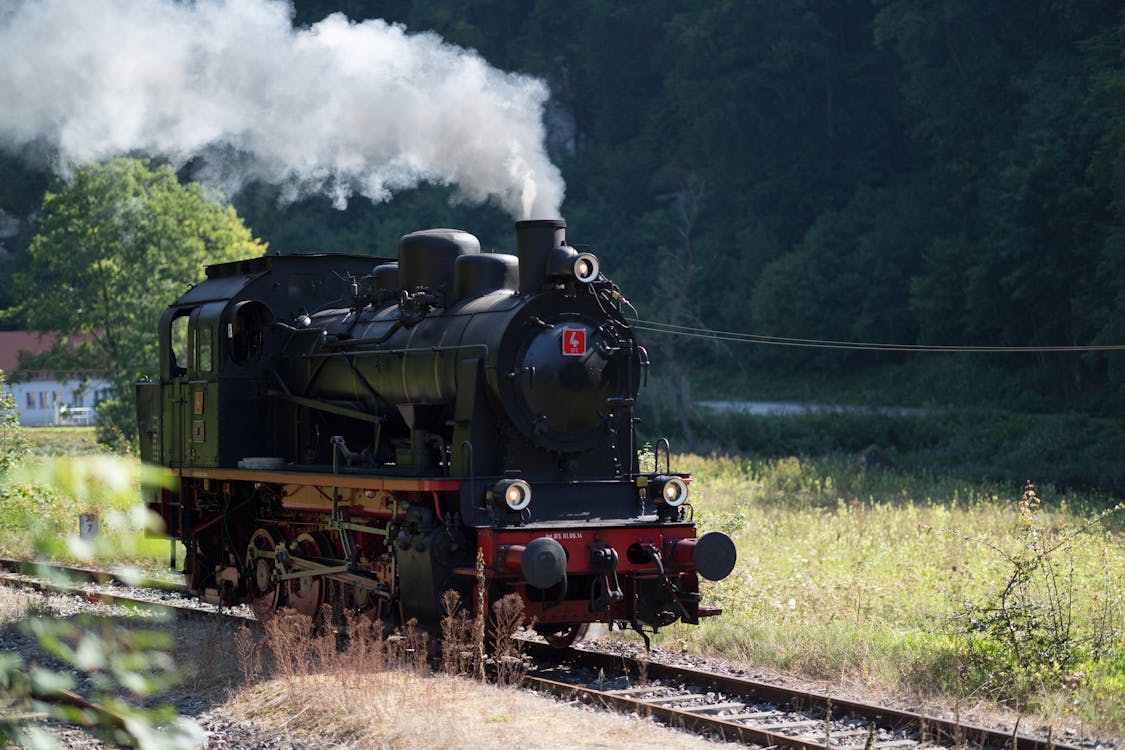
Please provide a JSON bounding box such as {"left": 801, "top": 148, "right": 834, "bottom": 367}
{"left": 523, "top": 642, "right": 1081, "bottom": 750}
{"left": 523, "top": 671, "right": 834, "bottom": 749}
{"left": 0, "top": 559, "right": 1090, "bottom": 750}
{"left": 0, "top": 557, "right": 189, "bottom": 593}
{"left": 0, "top": 559, "right": 243, "bottom": 622}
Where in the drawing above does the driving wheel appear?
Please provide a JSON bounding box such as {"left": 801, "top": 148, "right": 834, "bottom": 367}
{"left": 288, "top": 533, "right": 326, "bottom": 618}
{"left": 246, "top": 527, "right": 285, "bottom": 620}
{"left": 535, "top": 623, "right": 590, "bottom": 649}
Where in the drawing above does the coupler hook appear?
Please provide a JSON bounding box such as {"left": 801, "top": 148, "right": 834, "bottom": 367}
{"left": 588, "top": 543, "right": 623, "bottom": 614}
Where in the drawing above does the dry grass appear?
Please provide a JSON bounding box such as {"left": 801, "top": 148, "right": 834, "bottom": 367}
{"left": 227, "top": 671, "right": 720, "bottom": 750}
{"left": 0, "top": 587, "right": 43, "bottom": 625}
{"left": 223, "top": 605, "right": 720, "bottom": 749}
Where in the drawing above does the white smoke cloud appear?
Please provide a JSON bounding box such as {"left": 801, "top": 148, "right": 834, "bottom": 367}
{"left": 0, "top": 0, "right": 564, "bottom": 219}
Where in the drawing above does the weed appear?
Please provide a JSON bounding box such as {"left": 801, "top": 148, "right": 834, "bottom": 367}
{"left": 489, "top": 594, "right": 529, "bottom": 686}
{"left": 233, "top": 624, "right": 265, "bottom": 684}
{"left": 954, "top": 483, "right": 1124, "bottom": 705}
{"left": 638, "top": 442, "right": 656, "bottom": 473}
{"left": 440, "top": 589, "right": 480, "bottom": 677}
{"left": 474, "top": 546, "right": 487, "bottom": 679}
{"left": 441, "top": 585, "right": 531, "bottom": 685}
{"left": 0, "top": 371, "right": 30, "bottom": 473}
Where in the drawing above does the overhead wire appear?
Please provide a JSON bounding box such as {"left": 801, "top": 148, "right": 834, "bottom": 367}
{"left": 630, "top": 319, "right": 1125, "bottom": 353}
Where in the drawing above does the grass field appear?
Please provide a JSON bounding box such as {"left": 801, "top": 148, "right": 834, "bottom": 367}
{"left": 4, "top": 427, "right": 1123, "bottom": 736}
{"left": 0, "top": 427, "right": 173, "bottom": 565}
{"left": 21, "top": 426, "right": 102, "bottom": 457}
{"left": 662, "top": 453, "right": 1125, "bottom": 736}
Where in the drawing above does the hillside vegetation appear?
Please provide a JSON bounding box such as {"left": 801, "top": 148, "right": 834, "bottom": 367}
{"left": 2, "top": 1, "right": 1125, "bottom": 419}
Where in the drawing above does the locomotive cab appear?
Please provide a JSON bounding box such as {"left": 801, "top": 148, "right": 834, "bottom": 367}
{"left": 138, "top": 254, "right": 385, "bottom": 471}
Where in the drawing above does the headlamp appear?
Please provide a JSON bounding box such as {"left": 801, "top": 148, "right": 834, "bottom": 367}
{"left": 573, "top": 253, "right": 600, "bottom": 283}
{"left": 493, "top": 478, "right": 532, "bottom": 512}
{"left": 546, "top": 246, "right": 600, "bottom": 283}
{"left": 651, "top": 475, "right": 688, "bottom": 508}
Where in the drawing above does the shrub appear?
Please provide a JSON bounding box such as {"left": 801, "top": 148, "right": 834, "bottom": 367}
{"left": 954, "top": 482, "right": 1124, "bottom": 705}
{"left": 0, "top": 370, "right": 29, "bottom": 474}
{"left": 0, "top": 456, "right": 201, "bottom": 748}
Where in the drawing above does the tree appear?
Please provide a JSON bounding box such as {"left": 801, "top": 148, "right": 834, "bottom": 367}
{"left": 14, "top": 158, "right": 267, "bottom": 446}
{"left": 1086, "top": 19, "right": 1125, "bottom": 403}
{"left": 0, "top": 153, "right": 50, "bottom": 323}
{"left": 0, "top": 370, "right": 28, "bottom": 473}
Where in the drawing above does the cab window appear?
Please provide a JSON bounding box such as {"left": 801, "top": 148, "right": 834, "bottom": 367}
{"left": 228, "top": 300, "right": 270, "bottom": 365}
{"left": 197, "top": 325, "right": 213, "bottom": 374}
{"left": 170, "top": 312, "right": 190, "bottom": 378}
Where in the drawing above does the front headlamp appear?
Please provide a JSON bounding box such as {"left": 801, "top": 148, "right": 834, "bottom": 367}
{"left": 573, "top": 253, "right": 600, "bottom": 283}
{"left": 492, "top": 478, "right": 532, "bottom": 512}
{"left": 547, "top": 246, "right": 601, "bottom": 283}
{"left": 651, "top": 475, "right": 688, "bottom": 508}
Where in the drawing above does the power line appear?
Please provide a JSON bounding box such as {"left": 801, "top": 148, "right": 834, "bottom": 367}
{"left": 631, "top": 319, "right": 1125, "bottom": 353}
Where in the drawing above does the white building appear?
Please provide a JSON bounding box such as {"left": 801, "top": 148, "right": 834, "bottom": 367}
{"left": 0, "top": 331, "right": 113, "bottom": 427}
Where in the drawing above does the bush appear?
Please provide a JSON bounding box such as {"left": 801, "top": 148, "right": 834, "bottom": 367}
{"left": 638, "top": 394, "right": 1125, "bottom": 494}
{"left": 0, "top": 456, "right": 200, "bottom": 748}
{"left": 95, "top": 399, "right": 138, "bottom": 453}
{"left": 954, "top": 483, "right": 1124, "bottom": 705}
{"left": 0, "top": 370, "right": 30, "bottom": 474}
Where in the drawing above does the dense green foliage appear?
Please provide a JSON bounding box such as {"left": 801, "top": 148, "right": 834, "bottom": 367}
{"left": 641, "top": 406, "right": 1125, "bottom": 494}
{"left": 11, "top": 158, "right": 266, "bottom": 445}
{"left": 0, "top": 370, "right": 29, "bottom": 473}
{"left": 0, "top": 457, "right": 202, "bottom": 748}
{"left": 1, "top": 1, "right": 1124, "bottom": 415}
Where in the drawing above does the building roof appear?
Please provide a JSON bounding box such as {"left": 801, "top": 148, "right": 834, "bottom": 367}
{"left": 0, "top": 330, "right": 61, "bottom": 374}
{"left": 0, "top": 331, "right": 108, "bottom": 382}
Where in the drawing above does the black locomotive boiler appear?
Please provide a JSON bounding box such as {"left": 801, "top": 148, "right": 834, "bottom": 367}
{"left": 137, "top": 219, "right": 736, "bottom": 646}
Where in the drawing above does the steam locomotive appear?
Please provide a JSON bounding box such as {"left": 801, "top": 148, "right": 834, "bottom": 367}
{"left": 137, "top": 219, "right": 735, "bottom": 647}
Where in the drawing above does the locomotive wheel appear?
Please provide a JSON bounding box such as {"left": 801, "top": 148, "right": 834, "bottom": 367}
{"left": 246, "top": 527, "right": 285, "bottom": 620}
{"left": 535, "top": 623, "right": 590, "bottom": 649}
{"left": 311, "top": 531, "right": 337, "bottom": 559}
{"left": 349, "top": 583, "right": 373, "bottom": 613}
{"left": 288, "top": 533, "right": 326, "bottom": 618}
{"left": 312, "top": 531, "right": 343, "bottom": 625}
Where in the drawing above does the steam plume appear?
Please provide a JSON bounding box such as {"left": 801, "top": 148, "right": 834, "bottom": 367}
{"left": 0, "top": 0, "right": 564, "bottom": 218}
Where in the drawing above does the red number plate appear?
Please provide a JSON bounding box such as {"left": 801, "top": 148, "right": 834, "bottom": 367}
{"left": 562, "top": 328, "right": 586, "bottom": 356}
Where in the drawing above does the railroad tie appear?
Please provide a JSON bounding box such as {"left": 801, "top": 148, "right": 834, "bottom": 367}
{"left": 680, "top": 702, "right": 751, "bottom": 714}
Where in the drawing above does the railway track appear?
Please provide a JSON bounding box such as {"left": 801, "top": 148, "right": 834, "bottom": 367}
{"left": 0, "top": 559, "right": 1098, "bottom": 750}
{"left": 521, "top": 643, "right": 1084, "bottom": 750}
{"left": 0, "top": 556, "right": 245, "bottom": 621}
{"left": 0, "top": 556, "right": 187, "bottom": 589}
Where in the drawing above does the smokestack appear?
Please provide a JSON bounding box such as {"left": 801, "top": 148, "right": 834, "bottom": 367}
{"left": 515, "top": 219, "right": 566, "bottom": 293}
